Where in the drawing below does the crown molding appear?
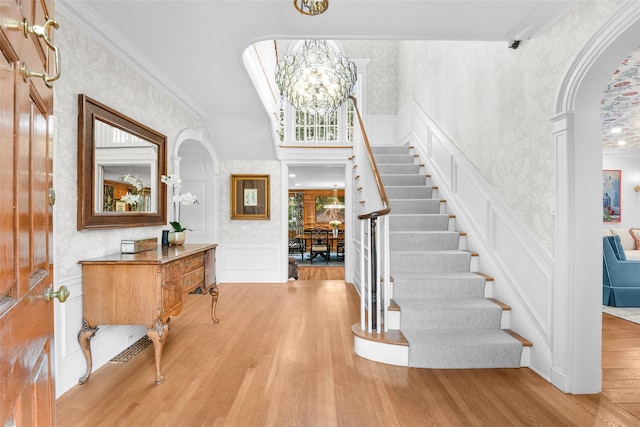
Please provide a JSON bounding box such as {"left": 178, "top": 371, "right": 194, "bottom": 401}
{"left": 505, "top": 0, "right": 575, "bottom": 41}
{"left": 57, "top": 1, "right": 208, "bottom": 120}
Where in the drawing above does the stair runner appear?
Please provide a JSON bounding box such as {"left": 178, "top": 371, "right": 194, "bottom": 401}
{"left": 373, "top": 145, "right": 524, "bottom": 368}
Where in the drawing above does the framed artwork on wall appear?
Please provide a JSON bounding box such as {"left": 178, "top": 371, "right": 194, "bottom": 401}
{"left": 103, "top": 184, "right": 115, "bottom": 211}
{"left": 230, "top": 174, "right": 270, "bottom": 220}
{"left": 603, "top": 169, "right": 622, "bottom": 222}
{"left": 315, "top": 196, "right": 345, "bottom": 224}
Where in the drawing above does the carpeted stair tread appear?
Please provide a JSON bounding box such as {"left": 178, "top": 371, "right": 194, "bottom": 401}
{"left": 389, "top": 214, "right": 450, "bottom": 231}
{"left": 395, "top": 297, "right": 500, "bottom": 311}
{"left": 385, "top": 186, "right": 434, "bottom": 200}
{"left": 391, "top": 271, "right": 485, "bottom": 281}
{"left": 390, "top": 250, "right": 471, "bottom": 273}
{"left": 373, "top": 154, "right": 415, "bottom": 164}
{"left": 392, "top": 272, "right": 487, "bottom": 299}
{"left": 381, "top": 174, "right": 427, "bottom": 186}
{"left": 371, "top": 146, "right": 411, "bottom": 154}
{"left": 402, "top": 329, "right": 523, "bottom": 368}
{"left": 390, "top": 231, "right": 460, "bottom": 250}
{"left": 378, "top": 164, "right": 421, "bottom": 175}
{"left": 396, "top": 297, "right": 503, "bottom": 330}
{"left": 387, "top": 199, "right": 441, "bottom": 214}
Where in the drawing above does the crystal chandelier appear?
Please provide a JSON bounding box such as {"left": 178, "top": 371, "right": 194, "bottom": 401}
{"left": 275, "top": 40, "right": 357, "bottom": 114}
{"left": 294, "top": 0, "right": 329, "bottom": 16}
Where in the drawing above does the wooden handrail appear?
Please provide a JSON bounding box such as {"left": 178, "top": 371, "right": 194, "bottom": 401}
{"left": 350, "top": 95, "right": 391, "bottom": 220}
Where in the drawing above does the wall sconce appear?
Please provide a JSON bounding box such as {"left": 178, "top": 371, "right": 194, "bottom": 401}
{"left": 634, "top": 185, "right": 640, "bottom": 192}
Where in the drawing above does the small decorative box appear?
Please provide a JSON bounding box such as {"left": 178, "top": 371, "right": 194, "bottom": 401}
{"left": 121, "top": 237, "right": 158, "bottom": 254}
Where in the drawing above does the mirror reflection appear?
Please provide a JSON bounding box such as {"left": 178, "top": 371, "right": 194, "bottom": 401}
{"left": 77, "top": 94, "right": 166, "bottom": 230}
{"left": 94, "top": 120, "right": 158, "bottom": 213}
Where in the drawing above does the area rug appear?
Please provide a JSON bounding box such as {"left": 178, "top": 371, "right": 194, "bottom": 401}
{"left": 292, "top": 255, "right": 344, "bottom": 267}
{"left": 603, "top": 306, "right": 640, "bottom": 325}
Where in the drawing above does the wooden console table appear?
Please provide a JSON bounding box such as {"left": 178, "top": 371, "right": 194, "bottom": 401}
{"left": 77, "top": 243, "right": 218, "bottom": 385}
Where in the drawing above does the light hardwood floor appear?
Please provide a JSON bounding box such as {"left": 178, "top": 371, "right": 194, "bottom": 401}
{"left": 56, "top": 268, "right": 640, "bottom": 426}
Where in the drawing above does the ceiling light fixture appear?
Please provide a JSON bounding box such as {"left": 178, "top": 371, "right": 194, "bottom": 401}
{"left": 324, "top": 185, "right": 345, "bottom": 209}
{"left": 293, "top": 0, "right": 329, "bottom": 16}
{"left": 275, "top": 39, "right": 357, "bottom": 114}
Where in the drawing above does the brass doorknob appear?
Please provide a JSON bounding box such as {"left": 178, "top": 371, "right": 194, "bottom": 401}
{"left": 45, "top": 285, "right": 70, "bottom": 303}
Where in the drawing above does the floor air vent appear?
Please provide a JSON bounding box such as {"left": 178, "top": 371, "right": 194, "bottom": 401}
{"left": 110, "top": 336, "right": 152, "bottom": 363}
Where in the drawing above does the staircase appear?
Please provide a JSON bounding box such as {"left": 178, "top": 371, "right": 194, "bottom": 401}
{"left": 353, "top": 145, "right": 531, "bottom": 368}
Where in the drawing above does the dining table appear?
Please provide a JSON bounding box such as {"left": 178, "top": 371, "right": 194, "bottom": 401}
{"left": 296, "top": 231, "right": 344, "bottom": 260}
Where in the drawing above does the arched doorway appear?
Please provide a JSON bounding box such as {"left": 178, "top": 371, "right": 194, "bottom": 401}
{"left": 552, "top": 2, "right": 640, "bottom": 394}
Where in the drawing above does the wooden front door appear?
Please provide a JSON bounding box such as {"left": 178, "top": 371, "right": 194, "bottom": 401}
{"left": 0, "top": 0, "right": 61, "bottom": 425}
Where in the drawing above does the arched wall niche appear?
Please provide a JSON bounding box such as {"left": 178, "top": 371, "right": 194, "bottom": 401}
{"left": 172, "top": 128, "right": 219, "bottom": 244}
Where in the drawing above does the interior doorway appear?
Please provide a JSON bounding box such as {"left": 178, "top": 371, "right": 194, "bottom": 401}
{"left": 552, "top": 4, "right": 640, "bottom": 393}
{"left": 287, "top": 164, "right": 347, "bottom": 270}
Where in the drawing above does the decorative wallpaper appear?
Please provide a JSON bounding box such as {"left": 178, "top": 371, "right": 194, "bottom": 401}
{"left": 219, "top": 161, "right": 281, "bottom": 241}
{"left": 54, "top": 15, "right": 207, "bottom": 281}
{"left": 396, "top": 1, "right": 622, "bottom": 250}
{"left": 343, "top": 40, "right": 399, "bottom": 116}
{"left": 602, "top": 49, "right": 640, "bottom": 148}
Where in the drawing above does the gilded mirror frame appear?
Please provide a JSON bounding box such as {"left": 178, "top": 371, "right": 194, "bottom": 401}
{"left": 77, "top": 94, "right": 167, "bottom": 230}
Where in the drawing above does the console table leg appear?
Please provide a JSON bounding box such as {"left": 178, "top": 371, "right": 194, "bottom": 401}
{"left": 209, "top": 284, "right": 219, "bottom": 323}
{"left": 77, "top": 318, "right": 98, "bottom": 385}
{"left": 146, "top": 319, "right": 168, "bottom": 385}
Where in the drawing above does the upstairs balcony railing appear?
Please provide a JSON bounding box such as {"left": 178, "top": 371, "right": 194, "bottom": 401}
{"left": 350, "top": 96, "right": 391, "bottom": 333}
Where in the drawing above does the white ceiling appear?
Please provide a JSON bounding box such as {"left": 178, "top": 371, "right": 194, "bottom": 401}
{"left": 59, "top": 0, "right": 577, "bottom": 165}
{"left": 288, "top": 165, "right": 346, "bottom": 190}
{"left": 602, "top": 48, "right": 640, "bottom": 150}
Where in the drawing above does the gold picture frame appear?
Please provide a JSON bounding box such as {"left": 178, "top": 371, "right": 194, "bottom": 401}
{"left": 230, "top": 174, "right": 270, "bottom": 220}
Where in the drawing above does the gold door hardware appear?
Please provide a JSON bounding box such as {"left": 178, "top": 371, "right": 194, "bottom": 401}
{"left": 45, "top": 286, "right": 70, "bottom": 303}
{"left": 21, "top": 18, "right": 61, "bottom": 87}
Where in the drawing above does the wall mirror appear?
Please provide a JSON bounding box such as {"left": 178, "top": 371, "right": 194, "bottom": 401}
{"left": 77, "top": 94, "right": 167, "bottom": 230}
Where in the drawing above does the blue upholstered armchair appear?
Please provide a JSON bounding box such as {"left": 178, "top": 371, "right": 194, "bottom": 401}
{"left": 603, "top": 235, "right": 640, "bottom": 306}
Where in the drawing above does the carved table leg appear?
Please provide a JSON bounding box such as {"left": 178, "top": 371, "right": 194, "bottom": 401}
{"left": 209, "top": 284, "right": 219, "bottom": 323}
{"left": 77, "top": 318, "right": 98, "bottom": 385}
{"left": 146, "top": 318, "right": 169, "bottom": 385}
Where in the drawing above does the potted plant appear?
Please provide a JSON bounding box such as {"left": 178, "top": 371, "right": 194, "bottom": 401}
{"left": 161, "top": 174, "right": 198, "bottom": 245}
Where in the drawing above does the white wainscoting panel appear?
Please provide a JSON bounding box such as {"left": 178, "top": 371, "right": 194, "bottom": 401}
{"left": 493, "top": 213, "right": 552, "bottom": 336}
{"left": 454, "top": 162, "right": 490, "bottom": 242}
{"left": 219, "top": 241, "right": 283, "bottom": 282}
{"left": 429, "top": 134, "right": 454, "bottom": 186}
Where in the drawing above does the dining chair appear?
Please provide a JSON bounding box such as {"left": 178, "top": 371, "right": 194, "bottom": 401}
{"left": 288, "top": 237, "right": 305, "bottom": 260}
{"left": 310, "top": 228, "right": 330, "bottom": 263}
